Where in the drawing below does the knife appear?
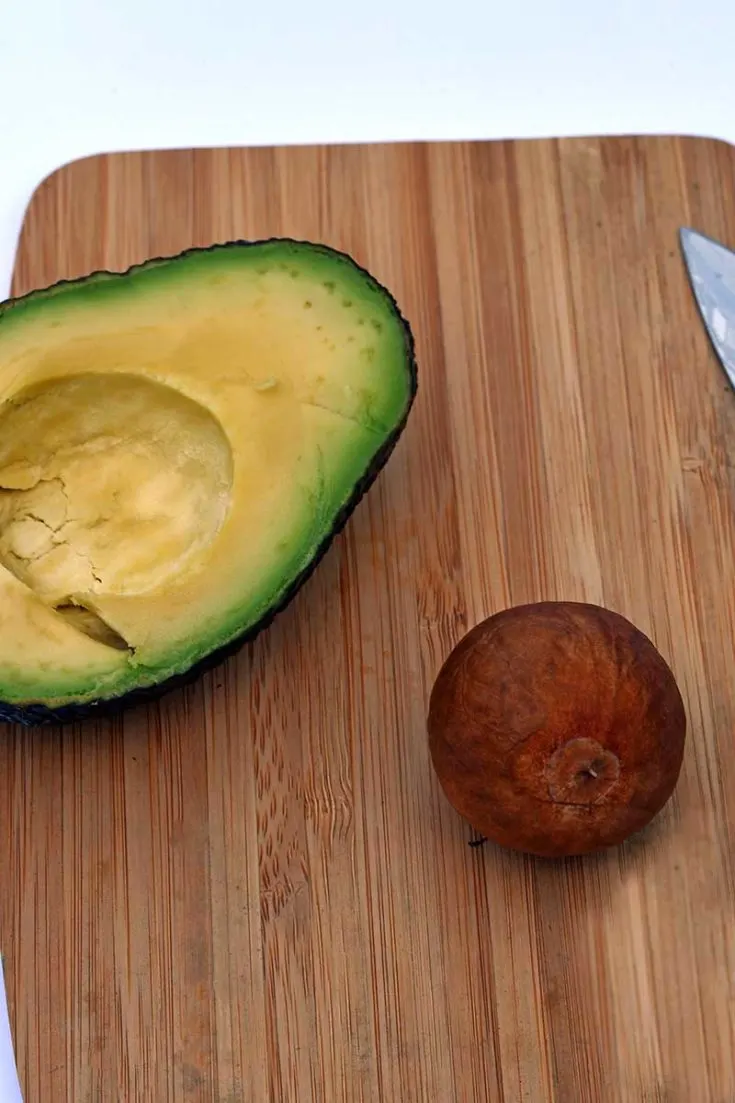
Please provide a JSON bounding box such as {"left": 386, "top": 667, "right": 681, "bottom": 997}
{"left": 680, "top": 227, "right": 735, "bottom": 390}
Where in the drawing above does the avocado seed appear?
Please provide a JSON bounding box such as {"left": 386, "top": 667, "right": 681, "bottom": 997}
{"left": 427, "top": 601, "right": 686, "bottom": 858}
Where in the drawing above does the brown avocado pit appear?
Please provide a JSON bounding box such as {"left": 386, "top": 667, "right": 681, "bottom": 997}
{"left": 427, "top": 601, "right": 687, "bottom": 858}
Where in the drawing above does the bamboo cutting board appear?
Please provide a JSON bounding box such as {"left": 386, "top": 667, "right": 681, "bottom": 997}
{"left": 2, "top": 134, "right": 735, "bottom": 1103}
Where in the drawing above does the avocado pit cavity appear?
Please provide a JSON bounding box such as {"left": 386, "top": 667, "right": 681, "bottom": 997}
{"left": 0, "top": 372, "right": 233, "bottom": 650}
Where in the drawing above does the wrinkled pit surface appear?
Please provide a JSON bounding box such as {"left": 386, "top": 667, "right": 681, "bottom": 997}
{"left": 0, "top": 372, "right": 233, "bottom": 648}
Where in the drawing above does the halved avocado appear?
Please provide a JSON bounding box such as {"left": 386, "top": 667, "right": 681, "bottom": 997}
{"left": 0, "top": 239, "right": 416, "bottom": 724}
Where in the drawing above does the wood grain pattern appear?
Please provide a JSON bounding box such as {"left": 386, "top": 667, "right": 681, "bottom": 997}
{"left": 2, "top": 135, "right": 735, "bottom": 1102}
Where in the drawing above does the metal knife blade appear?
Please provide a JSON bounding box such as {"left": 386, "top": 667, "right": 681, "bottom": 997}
{"left": 680, "top": 227, "right": 735, "bottom": 390}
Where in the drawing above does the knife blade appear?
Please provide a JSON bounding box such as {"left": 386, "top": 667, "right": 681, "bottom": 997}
{"left": 680, "top": 227, "right": 735, "bottom": 391}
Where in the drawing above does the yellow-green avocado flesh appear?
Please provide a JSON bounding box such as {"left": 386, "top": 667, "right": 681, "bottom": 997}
{"left": 0, "top": 239, "right": 416, "bottom": 721}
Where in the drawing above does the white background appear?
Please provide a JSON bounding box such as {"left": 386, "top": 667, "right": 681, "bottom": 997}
{"left": 0, "top": 960, "right": 20, "bottom": 1103}
{"left": 1, "top": 0, "right": 734, "bottom": 296}
{"left": 1, "top": 2, "right": 734, "bottom": 1099}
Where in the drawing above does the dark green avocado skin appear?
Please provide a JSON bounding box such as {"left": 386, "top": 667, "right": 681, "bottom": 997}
{"left": 0, "top": 238, "right": 418, "bottom": 728}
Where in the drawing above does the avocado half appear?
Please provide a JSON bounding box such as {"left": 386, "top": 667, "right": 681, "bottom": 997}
{"left": 0, "top": 239, "right": 417, "bottom": 725}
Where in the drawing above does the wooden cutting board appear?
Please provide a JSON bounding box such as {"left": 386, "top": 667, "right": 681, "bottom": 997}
{"left": 2, "top": 135, "right": 735, "bottom": 1103}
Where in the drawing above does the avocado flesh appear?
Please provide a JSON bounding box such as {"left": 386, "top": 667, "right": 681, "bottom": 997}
{"left": 0, "top": 240, "right": 415, "bottom": 715}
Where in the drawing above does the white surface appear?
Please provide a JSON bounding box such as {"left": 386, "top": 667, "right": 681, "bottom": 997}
{"left": 0, "top": 962, "right": 22, "bottom": 1103}
{"left": 0, "top": 0, "right": 734, "bottom": 296}
{"left": 1, "top": 2, "right": 735, "bottom": 1098}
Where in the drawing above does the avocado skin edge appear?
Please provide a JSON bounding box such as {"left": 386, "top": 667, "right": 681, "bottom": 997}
{"left": 0, "top": 237, "right": 418, "bottom": 728}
